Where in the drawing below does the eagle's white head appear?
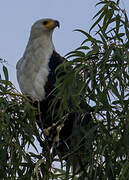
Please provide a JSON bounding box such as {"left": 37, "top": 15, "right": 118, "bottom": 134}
{"left": 29, "top": 18, "right": 60, "bottom": 41}
{"left": 16, "top": 18, "right": 60, "bottom": 100}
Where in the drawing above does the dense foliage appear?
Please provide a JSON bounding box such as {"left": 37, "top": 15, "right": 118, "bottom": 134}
{"left": 0, "top": 0, "right": 129, "bottom": 179}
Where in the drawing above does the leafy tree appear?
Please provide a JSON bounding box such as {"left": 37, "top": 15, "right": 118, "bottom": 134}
{"left": 0, "top": 0, "right": 129, "bottom": 179}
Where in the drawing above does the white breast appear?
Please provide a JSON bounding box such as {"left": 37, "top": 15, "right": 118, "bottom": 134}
{"left": 16, "top": 35, "right": 54, "bottom": 101}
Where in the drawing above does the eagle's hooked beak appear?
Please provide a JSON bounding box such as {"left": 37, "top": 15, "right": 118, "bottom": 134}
{"left": 54, "top": 20, "right": 60, "bottom": 28}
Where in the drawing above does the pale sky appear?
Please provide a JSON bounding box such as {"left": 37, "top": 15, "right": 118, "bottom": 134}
{"left": 0, "top": 0, "right": 129, "bottom": 89}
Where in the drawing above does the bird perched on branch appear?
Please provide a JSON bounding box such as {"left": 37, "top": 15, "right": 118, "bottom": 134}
{"left": 16, "top": 18, "right": 68, "bottom": 146}
{"left": 16, "top": 18, "right": 94, "bottom": 172}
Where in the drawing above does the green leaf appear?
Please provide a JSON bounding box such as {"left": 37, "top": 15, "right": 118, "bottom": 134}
{"left": 103, "top": 9, "right": 114, "bottom": 32}
{"left": 124, "top": 12, "right": 129, "bottom": 40}
{"left": 3, "top": 65, "right": 9, "bottom": 81}
{"left": 116, "top": 14, "right": 120, "bottom": 34}
{"left": 76, "top": 46, "right": 90, "bottom": 51}
{"left": 95, "top": 1, "right": 107, "bottom": 6}
{"left": 90, "top": 9, "right": 106, "bottom": 32}
{"left": 92, "top": 5, "right": 107, "bottom": 20}
{"left": 75, "top": 29, "right": 96, "bottom": 43}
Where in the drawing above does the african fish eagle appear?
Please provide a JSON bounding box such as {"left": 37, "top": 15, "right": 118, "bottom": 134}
{"left": 16, "top": 18, "right": 93, "bottom": 160}
{"left": 16, "top": 18, "right": 74, "bottom": 152}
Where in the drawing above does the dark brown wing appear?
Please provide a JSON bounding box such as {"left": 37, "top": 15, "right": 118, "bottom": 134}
{"left": 36, "top": 50, "right": 94, "bottom": 161}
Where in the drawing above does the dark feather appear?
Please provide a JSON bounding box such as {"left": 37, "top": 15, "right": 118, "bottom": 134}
{"left": 44, "top": 51, "right": 65, "bottom": 96}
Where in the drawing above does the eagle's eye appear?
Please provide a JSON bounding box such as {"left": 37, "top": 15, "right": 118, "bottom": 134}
{"left": 43, "top": 21, "right": 48, "bottom": 25}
